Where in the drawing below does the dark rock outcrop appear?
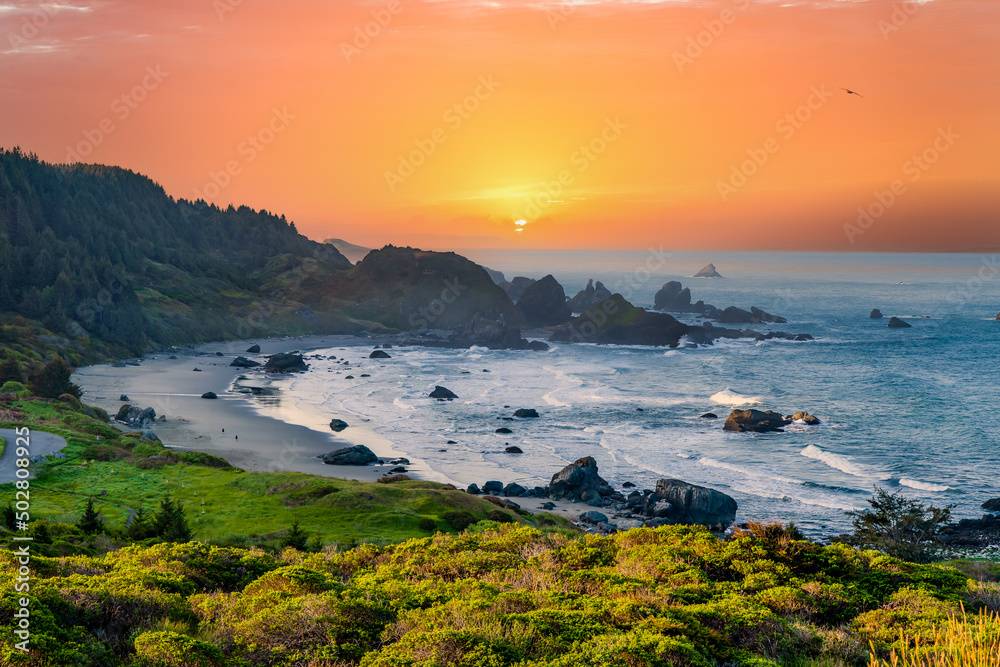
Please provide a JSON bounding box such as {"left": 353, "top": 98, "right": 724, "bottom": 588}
{"left": 517, "top": 274, "right": 571, "bottom": 326}
{"left": 369, "top": 350, "right": 391, "bottom": 359}
{"left": 467, "top": 483, "right": 481, "bottom": 494}
{"left": 246, "top": 344, "right": 261, "bottom": 353}
{"left": 653, "top": 281, "right": 694, "bottom": 311}
{"left": 550, "top": 294, "right": 690, "bottom": 347}
{"left": 201, "top": 392, "right": 218, "bottom": 399}
{"left": 568, "top": 279, "right": 613, "bottom": 313}
{"left": 888, "top": 317, "right": 911, "bottom": 329}
{"left": 870, "top": 309, "right": 883, "bottom": 319}
{"left": 429, "top": 386, "right": 458, "bottom": 400}
{"left": 983, "top": 498, "right": 1000, "bottom": 513}
{"left": 504, "top": 445, "right": 523, "bottom": 454}
{"left": 513, "top": 408, "right": 539, "bottom": 418}
{"left": 265, "top": 352, "right": 308, "bottom": 372}
{"left": 723, "top": 409, "right": 789, "bottom": 433}
{"left": 648, "top": 479, "right": 737, "bottom": 529}
{"left": 700, "top": 412, "right": 718, "bottom": 419}
{"left": 332, "top": 245, "right": 522, "bottom": 333}
{"left": 496, "top": 427, "right": 513, "bottom": 434}
{"left": 329, "top": 419, "right": 349, "bottom": 432}
{"left": 549, "top": 456, "right": 619, "bottom": 506}
{"left": 718, "top": 306, "right": 787, "bottom": 325}
{"left": 503, "top": 483, "right": 527, "bottom": 497}
{"left": 504, "top": 276, "right": 536, "bottom": 303}
{"left": 694, "top": 263, "right": 723, "bottom": 278}
{"left": 115, "top": 404, "right": 156, "bottom": 428}
{"left": 230, "top": 356, "right": 261, "bottom": 368}
{"left": 321, "top": 445, "right": 378, "bottom": 466}
{"left": 579, "top": 510, "right": 609, "bottom": 525}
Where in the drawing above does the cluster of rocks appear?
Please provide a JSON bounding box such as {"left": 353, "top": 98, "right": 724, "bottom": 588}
{"left": 723, "top": 409, "right": 821, "bottom": 433}
{"left": 568, "top": 279, "right": 612, "bottom": 313}
{"left": 115, "top": 404, "right": 157, "bottom": 428}
{"left": 466, "top": 456, "right": 738, "bottom": 533}
{"left": 942, "top": 498, "right": 1000, "bottom": 549}
{"left": 653, "top": 281, "right": 786, "bottom": 324}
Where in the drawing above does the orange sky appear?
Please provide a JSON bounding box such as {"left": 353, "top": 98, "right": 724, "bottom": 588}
{"left": 1, "top": 0, "right": 997, "bottom": 251}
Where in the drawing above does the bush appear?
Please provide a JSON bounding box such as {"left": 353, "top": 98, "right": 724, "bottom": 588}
{"left": 844, "top": 488, "right": 953, "bottom": 562}
{"left": 133, "top": 631, "right": 223, "bottom": 667}
{"left": 29, "top": 357, "right": 81, "bottom": 399}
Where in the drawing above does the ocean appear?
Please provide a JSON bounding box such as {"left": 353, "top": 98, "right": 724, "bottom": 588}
{"left": 253, "top": 251, "right": 1000, "bottom": 537}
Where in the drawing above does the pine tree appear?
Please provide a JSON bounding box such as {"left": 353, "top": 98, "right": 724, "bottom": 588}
{"left": 77, "top": 497, "right": 104, "bottom": 534}
{"left": 153, "top": 496, "right": 192, "bottom": 542}
{"left": 282, "top": 521, "right": 309, "bottom": 550}
{"left": 126, "top": 507, "right": 151, "bottom": 540}
{"left": 2, "top": 503, "right": 15, "bottom": 530}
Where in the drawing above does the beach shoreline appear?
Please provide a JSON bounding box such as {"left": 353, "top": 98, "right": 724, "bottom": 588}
{"left": 72, "top": 334, "right": 613, "bottom": 524}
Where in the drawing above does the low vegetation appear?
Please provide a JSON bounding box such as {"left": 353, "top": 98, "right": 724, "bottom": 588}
{"left": 2, "top": 521, "right": 998, "bottom": 666}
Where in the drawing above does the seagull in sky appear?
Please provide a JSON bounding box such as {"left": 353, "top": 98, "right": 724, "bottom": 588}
{"left": 842, "top": 88, "right": 864, "bottom": 98}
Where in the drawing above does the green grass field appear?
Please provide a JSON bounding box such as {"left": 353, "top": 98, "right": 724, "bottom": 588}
{"left": 0, "top": 395, "right": 567, "bottom": 548}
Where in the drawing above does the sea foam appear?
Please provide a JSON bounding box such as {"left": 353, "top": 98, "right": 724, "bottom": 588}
{"left": 800, "top": 445, "right": 890, "bottom": 480}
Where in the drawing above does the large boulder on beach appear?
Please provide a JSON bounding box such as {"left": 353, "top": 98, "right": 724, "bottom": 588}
{"left": 115, "top": 405, "right": 156, "bottom": 428}
{"left": 429, "top": 385, "right": 458, "bottom": 400}
{"left": 246, "top": 344, "right": 261, "bottom": 353}
{"left": 517, "top": 274, "right": 571, "bottom": 326}
{"left": 694, "top": 263, "right": 723, "bottom": 278}
{"left": 265, "top": 352, "right": 308, "bottom": 372}
{"left": 329, "top": 419, "right": 349, "bottom": 432}
{"left": 649, "top": 479, "right": 737, "bottom": 529}
{"left": 723, "top": 409, "right": 789, "bottom": 433}
{"left": 321, "top": 445, "right": 378, "bottom": 466}
{"left": 369, "top": 350, "right": 391, "bottom": 359}
{"left": 888, "top": 317, "right": 911, "bottom": 329}
{"left": 230, "top": 356, "right": 261, "bottom": 368}
{"left": 549, "top": 456, "right": 616, "bottom": 506}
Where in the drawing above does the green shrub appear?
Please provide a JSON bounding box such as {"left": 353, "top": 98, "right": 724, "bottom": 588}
{"left": 133, "top": 631, "right": 223, "bottom": 667}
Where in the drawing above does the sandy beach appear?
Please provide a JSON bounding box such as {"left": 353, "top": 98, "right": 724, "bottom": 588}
{"left": 72, "top": 335, "right": 606, "bottom": 524}
{"left": 73, "top": 335, "right": 416, "bottom": 483}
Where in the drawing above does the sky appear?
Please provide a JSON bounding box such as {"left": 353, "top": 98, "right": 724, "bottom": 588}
{"left": 1, "top": 0, "right": 998, "bottom": 252}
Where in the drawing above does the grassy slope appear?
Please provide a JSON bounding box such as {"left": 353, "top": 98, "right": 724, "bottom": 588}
{"left": 0, "top": 395, "right": 566, "bottom": 548}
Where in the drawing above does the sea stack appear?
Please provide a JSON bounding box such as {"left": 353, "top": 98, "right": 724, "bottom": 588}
{"left": 694, "top": 263, "right": 723, "bottom": 278}
{"left": 870, "top": 309, "right": 883, "bottom": 319}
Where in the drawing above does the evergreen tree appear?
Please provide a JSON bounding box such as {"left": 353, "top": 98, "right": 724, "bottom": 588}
{"left": 153, "top": 496, "right": 192, "bottom": 542}
{"left": 282, "top": 520, "right": 309, "bottom": 550}
{"left": 126, "top": 506, "right": 152, "bottom": 540}
{"left": 77, "top": 497, "right": 104, "bottom": 534}
{"left": 29, "top": 357, "right": 81, "bottom": 398}
{"left": 0, "top": 357, "right": 22, "bottom": 384}
{"left": 2, "top": 503, "right": 15, "bottom": 530}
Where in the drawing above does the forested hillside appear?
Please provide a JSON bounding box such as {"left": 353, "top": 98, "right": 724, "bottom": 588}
{"left": 0, "top": 148, "right": 352, "bottom": 363}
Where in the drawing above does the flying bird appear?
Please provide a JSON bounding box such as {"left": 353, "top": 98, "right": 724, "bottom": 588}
{"left": 842, "top": 88, "right": 864, "bottom": 98}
